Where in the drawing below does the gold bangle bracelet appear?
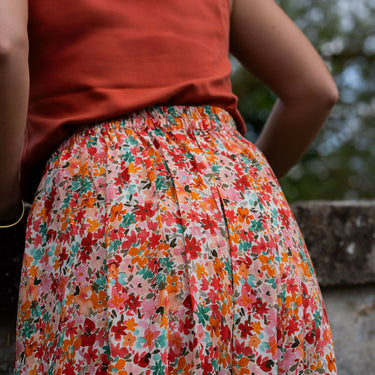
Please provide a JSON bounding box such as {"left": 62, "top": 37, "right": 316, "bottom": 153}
{"left": 0, "top": 200, "right": 25, "bottom": 229}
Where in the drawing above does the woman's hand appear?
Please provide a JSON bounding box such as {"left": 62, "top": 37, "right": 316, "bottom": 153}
{"left": 0, "top": 193, "right": 23, "bottom": 225}
{"left": 0, "top": 173, "right": 23, "bottom": 224}
{"left": 230, "top": 0, "right": 338, "bottom": 178}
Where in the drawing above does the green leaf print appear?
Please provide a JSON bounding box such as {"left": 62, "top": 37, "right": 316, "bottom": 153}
{"left": 196, "top": 304, "right": 210, "bottom": 324}
{"left": 122, "top": 212, "right": 137, "bottom": 226}
{"left": 151, "top": 360, "right": 165, "bottom": 375}
{"left": 122, "top": 151, "right": 135, "bottom": 163}
{"left": 155, "top": 333, "right": 168, "bottom": 349}
{"left": 155, "top": 174, "right": 168, "bottom": 190}
{"left": 22, "top": 321, "right": 36, "bottom": 338}
{"left": 250, "top": 218, "right": 264, "bottom": 232}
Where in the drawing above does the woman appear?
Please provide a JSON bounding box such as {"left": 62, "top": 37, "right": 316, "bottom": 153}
{"left": 1, "top": 0, "right": 338, "bottom": 373}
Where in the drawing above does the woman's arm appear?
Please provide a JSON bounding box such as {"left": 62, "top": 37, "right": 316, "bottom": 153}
{"left": 0, "top": 0, "right": 29, "bottom": 222}
{"left": 230, "top": 0, "right": 338, "bottom": 178}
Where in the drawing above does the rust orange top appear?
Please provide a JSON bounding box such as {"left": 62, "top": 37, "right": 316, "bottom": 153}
{"left": 22, "top": 0, "right": 246, "bottom": 201}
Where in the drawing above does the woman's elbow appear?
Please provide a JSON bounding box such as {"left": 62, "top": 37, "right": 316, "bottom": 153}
{"left": 284, "top": 77, "right": 339, "bottom": 110}
{"left": 0, "top": 33, "right": 28, "bottom": 63}
{"left": 321, "top": 80, "right": 339, "bottom": 108}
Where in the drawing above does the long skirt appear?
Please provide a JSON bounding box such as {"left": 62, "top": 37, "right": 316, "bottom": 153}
{"left": 15, "top": 105, "right": 337, "bottom": 374}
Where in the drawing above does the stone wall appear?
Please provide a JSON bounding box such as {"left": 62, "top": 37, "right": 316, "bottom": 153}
{"left": 291, "top": 201, "right": 375, "bottom": 375}
{"left": 1, "top": 201, "right": 374, "bottom": 374}
{"left": 291, "top": 200, "right": 375, "bottom": 287}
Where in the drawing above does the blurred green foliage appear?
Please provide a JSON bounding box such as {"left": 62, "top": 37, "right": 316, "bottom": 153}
{"left": 231, "top": 0, "right": 375, "bottom": 201}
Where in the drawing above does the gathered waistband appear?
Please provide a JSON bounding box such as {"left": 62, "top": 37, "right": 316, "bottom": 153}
{"left": 77, "top": 105, "right": 239, "bottom": 135}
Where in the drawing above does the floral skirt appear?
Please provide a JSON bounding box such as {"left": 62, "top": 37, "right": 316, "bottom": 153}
{"left": 15, "top": 105, "right": 336, "bottom": 374}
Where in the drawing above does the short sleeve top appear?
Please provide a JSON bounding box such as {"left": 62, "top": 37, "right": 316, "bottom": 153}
{"left": 21, "top": 0, "right": 246, "bottom": 201}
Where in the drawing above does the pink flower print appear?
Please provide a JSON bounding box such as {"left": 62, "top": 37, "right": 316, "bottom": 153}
{"left": 143, "top": 327, "right": 160, "bottom": 350}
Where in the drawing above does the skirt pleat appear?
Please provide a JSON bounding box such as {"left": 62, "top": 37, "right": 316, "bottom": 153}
{"left": 15, "top": 105, "right": 336, "bottom": 374}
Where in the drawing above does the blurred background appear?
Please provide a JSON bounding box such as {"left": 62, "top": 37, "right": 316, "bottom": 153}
{"left": 231, "top": 0, "right": 375, "bottom": 202}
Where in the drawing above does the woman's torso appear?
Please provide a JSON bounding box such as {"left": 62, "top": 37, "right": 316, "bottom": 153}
{"left": 22, "top": 0, "right": 245, "bottom": 201}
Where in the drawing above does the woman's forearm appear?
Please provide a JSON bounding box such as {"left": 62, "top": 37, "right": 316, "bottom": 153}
{"left": 255, "top": 92, "right": 337, "bottom": 179}
{"left": 230, "top": 0, "right": 339, "bottom": 179}
{"left": 0, "top": 44, "right": 29, "bottom": 221}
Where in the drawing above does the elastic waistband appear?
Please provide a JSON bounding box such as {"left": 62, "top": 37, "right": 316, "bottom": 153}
{"left": 81, "top": 105, "right": 238, "bottom": 135}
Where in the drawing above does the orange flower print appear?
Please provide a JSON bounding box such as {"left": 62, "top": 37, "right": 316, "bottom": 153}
{"left": 123, "top": 332, "right": 136, "bottom": 347}
{"left": 326, "top": 352, "right": 337, "bottom": 372}
{"left": 110, "top": 203, "right": 125, "bottom": 222}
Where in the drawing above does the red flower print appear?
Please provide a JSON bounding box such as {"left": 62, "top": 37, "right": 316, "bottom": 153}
{"left": 188, "top": 337, "right": 198, "bottom": 352}
{"left": 315, "top": 326, "right": 321, "bottom": 341}
{"left": 261, "top": 182, "right": 273, "bottom": 195}
{"left": 234, "top": 339, "right": 252, "bottom": 356}
{"left": 192, "top": 160, "right": 208, "bottom": 175}
{"left": 223, "top": 207, "right": 236, "bottom": 223}
{"left": 201, "top": 356, "right": 213, "bottom": 373}
{"left": 93, "top": 225, "right": 106, "bottom": 241}
{"left": 185, "top": 236, "right": 200, "bottom": 260}
{"left": 221, "top": 324, "right": 231, "bottom": 343}
{"left": 256, "top": 355, "right": 274, "bottom": 372}
{"left": 87, "top": 145, "right": 97, "bottom": 156}
{"left": 114, "top": 165, "right": 130, "bottom": 185}
{"left": 168, "top": 349, "right": 179, "bottom": 368}
{"left": 35, "top": 345, "right": 44, "bottom": 361}
{"left": 200, "top": 276, "right": 209, "bottom": 291}
{"left": 81, "top": 318, "right": 96, "bottom": 347}
{"left": 234, "top": 175, "right": 251, "bottom": 190}
{"left": 136, "top": 227, "right": 149, "bottom": 243}
{"left": 148, "top": 232, "right": 162, "bottom": 248}
{"left": 62, "top": 363, "right": 75, "bottom": 375}
{"left": 109, "top": 229, "right": 119, "bottom": 242}
{"left": 134, "top": 201, "right": 155, "bottom": 221}
{"left": 251, "top": 238, "right": 267, "bottom": 255}
{"left": 59, "top": 231, "right": 72, "bottom": 244}
{"left": 78, "top": 238, "right": 93, "bottom": 264}
{"left": 96, "top": 367, "right": 108, "bottom": 375}
{"left": 238, "top": 320, "right": 253, "bottom": 339}
{"left": 200, "top": 216, "right": 218, "bottom": 235}
{"left": 33, "top": 233, "right": 43, "bottom": 247}
{"left": 171, "top": 152, "right": 185, "bottom": 164}
{"left": 76, "top": 209, "right": 85, "bottom": 223}
{"left": 148, "top": 257, "right": 160, "bottom": 273}
{"left": 124, "top": 295, "right": 142, "bottom": 314}
{"left": 278, "top": 208, "right": 291, "bottom": 230}
{"left": 111, "top": 321, "right": 126, "bottom": 340}
{"left": 32, "top": 217, "right": 42, "bottom": 233}
{"left": 110, "top": 342, "right": 129, "bottom": 358}
{"left": 253, "top": 299, "right": 268, "bottom": 318}
{"left": 210, "top": 274, "right": 222, "bottom": 293}
{"left": 186, "top": 210, "right": 204, "bottom": 222}
{"left": 147, "top": 219, "right": 159, "bottom": 230}
{"left": 179, "top": 317, "right": 194, "bottom": 335}
{"left": 101, "top": 352, "right": 109, "bottom": 365}
{"left": 122, "top": 230, "right": 138, "bottom": 249}
{"left": 84, "top": 346, "right": 99, "bottom": 363}
{"left": 134, "top": 351, "right": 151, "bottom": 368}
{"left": 286, "top": 318, "right": 299, "bottom": 336}
{"left": 81, "top": 232, "right": 93, "bottom": 253}
{"left": 47, "top": 229, "right": 57, "bottom": 242}
{"left": 305, "top": 330, "right": 315, "bottom": 345}
{"left": 66, "top": 321, "right": 78, "bottom": 337}
{"left": 183, "top": 295, "right": 192, "bottom": 309}
{"left": 57, "top": 247, "right": 69, "bottom": 263}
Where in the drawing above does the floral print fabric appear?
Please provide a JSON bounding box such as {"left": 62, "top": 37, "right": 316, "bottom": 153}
{"left": 15, "top": 105, "right": 336, "bottom": 374}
